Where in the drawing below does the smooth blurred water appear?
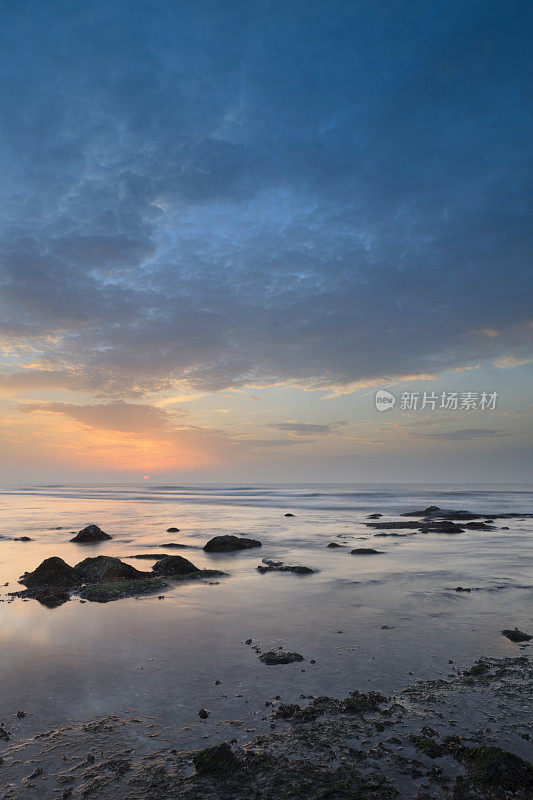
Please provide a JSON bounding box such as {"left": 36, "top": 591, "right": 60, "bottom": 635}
{"left": 0, "top": 482, "right": 531, "bottom": 744}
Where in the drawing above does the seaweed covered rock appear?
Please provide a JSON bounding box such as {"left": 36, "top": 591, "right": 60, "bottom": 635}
{"left": 152, "top": 555, "right": 200, "bottom": 576}
{"left": 342, "top": 690, "right": 387, "bottom": 714}
{"left": 70, "top": 524, "right": 112, "bottom": 543}
{"left": 501, "top": 627, "right": 532, "bottom": 643}
{"left": 203, "top": 535, "right": 262, "bottom": 552}
{"left": 257, "top": 559, "right": 315, "bottom": 574}
{"left": 259, "top": 650, "right": 304, "bottom": 665}
{"left": 75, "top": 556, "right": 147, "bottom": 582}
{"left": 459, "top": 745, "right": 533, "bottom": 792}
{"left": 78, "top": 577, "right": 167, "bottom": 603}
{"left": 19, "top": 557, "right": 82, "bottom": 588}
{"left": 193, "top": 742, "right": 241, "bottom": 776}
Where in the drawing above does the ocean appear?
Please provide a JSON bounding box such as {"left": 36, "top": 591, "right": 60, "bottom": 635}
{"left": 0, "top": 482, "right": 531, "bottom": 749}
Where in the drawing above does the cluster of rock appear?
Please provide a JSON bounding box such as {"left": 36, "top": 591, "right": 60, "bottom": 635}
{"left": 11, "top": 554, "right": 227, "bottom": 607}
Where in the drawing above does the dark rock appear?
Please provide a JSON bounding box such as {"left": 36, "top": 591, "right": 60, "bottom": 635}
{"left": 78, "top": 576, "right": 167, "bottom": 603}
{"left": 463, "top": 521, "right": 495, "bottom": 530}
{"left": 193, "top": 742, "right": 241, "bottom": 775}
{"left": 198, "top": 708, "right": 209, "bottom": 719}
{"left": 128, "top": 553, "right": 175, "bottom": 559}
{"left": 342, "top": 690, "right": 387, "bottom": 714}
{"left": 257, "top": 559, "right": 315, "bottom": 574}
{"left": 366, "top": 521, "right": 422, "bottom": 529}
{"left": 284, "top": 513, "right": 295, "bottom": 517}
{"left": 367, "top": 513, "right": 382, "bottom": 519}
{"left": 13, "top": 536, "right": 32, "bottom": 542}
{"left": 19, "top": 557, "right": 82, "bottom": 588}
{"left": 151, "top": 555, "right": 199, "bottom": 576}
{"left": 70, "top": 524, "right": 112, "bottom": 543}
{"left": 75, "top": 556, "right": 147, "bottom": 582}
{"left": 454, "top": 586, "right": 472, "bottom": 592}
{"left": 203, "top": 535, "right": 262, "bottom": 552}
{"left": 259, "top": 651, "right": 304, "bottom": 665}
{"left": 160, "top": 542, "right": 190, "bottom": 548}
{"left": 402, "top": 505, "right": 443, "bottom": 517}
{"left": 16, "top": 710, "right": 25, "bottom": 718}
{"left": 327, "top": 542, "right": 344, "bottom": 548}
{"left": 350, "top": 548, "right": 382, "bottom": 554}
{"left": 419, "top": 521, "right": 464, "bottom": 534}
{"left": 501, "top": 628, "right": 531, "bottom": 643}
{"left": 166, "top": 527, "right": 180, "bottom": 532}
{"left": 459, "top": 745, "right": 533, "bottom": 792}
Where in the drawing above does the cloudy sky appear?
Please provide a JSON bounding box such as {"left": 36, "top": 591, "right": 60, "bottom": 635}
{"left": 0, "top": 0, "right": 531, "bottom": 483}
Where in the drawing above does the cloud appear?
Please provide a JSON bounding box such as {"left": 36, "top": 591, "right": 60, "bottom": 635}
{"left": 17, "top": 401, "right": 188, "bottom": 433}
{"left": 0, "top": 1, "right": 531, "bottom": 399}
{"left": 409, "top": 428, "right": 513, "bottom": 441}
{"left": 270, "top": 421, "right": 348, "bottom": 436}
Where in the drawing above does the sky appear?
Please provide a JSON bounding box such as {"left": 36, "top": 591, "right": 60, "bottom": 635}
{"left": 0, "top": 0, "right": 532, "bottom": 483}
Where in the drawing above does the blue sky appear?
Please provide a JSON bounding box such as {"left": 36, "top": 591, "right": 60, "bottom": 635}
{"left": 0, "top": 0, "right": 531, "bottom": 481}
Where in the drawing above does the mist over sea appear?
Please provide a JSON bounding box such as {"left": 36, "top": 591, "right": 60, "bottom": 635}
{"left": 0, "top": 482, "right": 531, "bottom": 746}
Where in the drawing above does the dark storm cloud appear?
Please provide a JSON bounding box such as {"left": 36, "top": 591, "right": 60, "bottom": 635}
{"left": 1, "top": 0, "right": 532, "bottom": 396}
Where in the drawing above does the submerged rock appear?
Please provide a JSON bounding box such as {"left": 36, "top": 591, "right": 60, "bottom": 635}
{"left": 166, "top": 527, "right": 180, "bottom": 532}
{"left": 13, "top": 536, "right": 32, "bottom": 542}
{"left": 151, "top": 555, "right": 200, "bottom": 576}
{"left": 367, "top": 513, "right": 382, "bottom": 519}
{"left": 327, "top": 542, "right": 345, "bottom": 547}
{"left": 19, "top": 557, "right": 82, "bottom": 588}
{"left": 342, "top": 690, "right": 387, "bottom": 714}
{"left": 70, "top": 524, "right": 112, "bottom": 543}
{"left": 259, "top": 650, "right": 304, "bottom": 665}
{"left": 501, "top": 628, "right": 532, "bottom": 643}
{"left": 464, "top": 521, "right": 496, "bottom": 530}
{"left": 75, "top": 556, "right": 147, "bottom": 582}
{"left": 193, "top": 742, "right": 241, "bottom": 775}
{"left": 78, "top": 577, "right": 167, "bottom": 603}
{"left": 350, "top": 548, "right": 382, "bottom": 555}
{"left": 257, "top": 559, "right": 315, "bottom": 574}
{"left": 203, "top": 535, "right": 262, "bottom": 552}
{"left": 160, "top": 542, "right": 190, "bottom": 548}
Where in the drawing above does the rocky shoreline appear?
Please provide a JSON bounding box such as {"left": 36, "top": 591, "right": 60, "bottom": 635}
{"left": 0, "top": 655, "right": 531, "bottom": 799}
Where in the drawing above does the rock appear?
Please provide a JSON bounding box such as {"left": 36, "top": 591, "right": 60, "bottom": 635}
{"left": 259, "top": 651, "right": 304, "bottom": 665}
{"left": 419, "top": 521, "right": 464, "bottom": 533}
{"left": 342, "top": 690, "right": 387, "bottom": 713}
{"left": 74, "top": 556, "right": 147, "bottom": 582}
{"left": 19, "top": 557, "right": 82, "bottom": 588}
{"left": 350, "top": 548, "right": 382, "bottom": 555}
{"left": 13, "top": 536, "right": 32, "bottom": 542}
{"left": 78, "top": 577, "right": 167, "bottom": 603}
{"left": 257, "top": 559, "right": 315, "bottom": 574}
{"left": 16, "top": 710, "right": 25, "bottom": 718}
{"left": 460, "top": 745, "right": 533, "bottom": 792}
{"left": 198, "top": 708, "right": 209, "bottom": 719}
{"left": 366, "top": 521, "right": 422, "bottom": 529}
{"left": 284, "top": 513, "right": 295, "bottom": 517}
{"left": 402, "top": 505, "right": 443, "bottom": 517}
{"left": 166, "top": 527, "right": 180, "bottom": 532}
{"left": 151, "top": 555, "right": 199, "bottom": 576}
{"left": 367, "top": 513, "right": 382, "bottom": 519}
{"left": 501, "top": 628, "right": 531, "bottom": 643}
{"left": 203, "top": 535, "right": 262, "bottom": 552}
{"left": 327, "top": 542, "right": 344, "bottom": 547}
{"left": 463, "top": 521, "right": 495, "bottom": 530}
{"left": 160, "top": 542, "right": 190, "bottom": 548}
{"left": 128, "top": 553, "right": 176, "bottom": 559}
{"left": 454, "top": 586, "right": 472, "bottom": 592}
{"left": 193, "top": 742, "right": 241, "bottom": 775}
{"left": 70, "top": 524, "right": 112, "bottom": 543}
